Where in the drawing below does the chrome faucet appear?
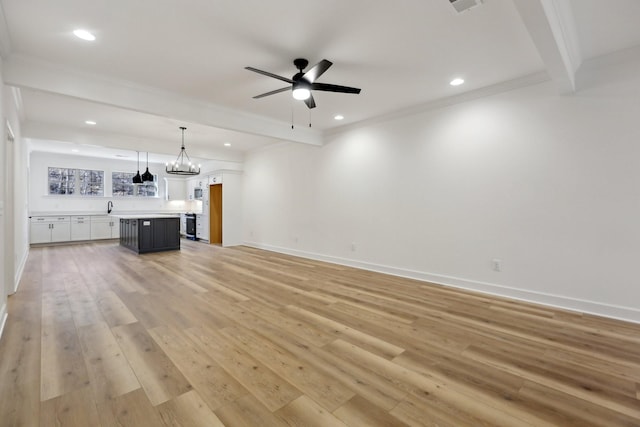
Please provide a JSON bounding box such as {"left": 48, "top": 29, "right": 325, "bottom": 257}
{"left": 107, "top": 201, "right": 113, "bottom": 214}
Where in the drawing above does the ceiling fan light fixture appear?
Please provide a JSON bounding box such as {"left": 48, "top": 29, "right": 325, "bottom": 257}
{"left": 292, "top": 87, "right": 311, "bottom": 100}
{"left": 166, "top": 127, "right": 200, "bottom": 176}
{"left": 247, "top": 58, "right": 361, "bottom": 110}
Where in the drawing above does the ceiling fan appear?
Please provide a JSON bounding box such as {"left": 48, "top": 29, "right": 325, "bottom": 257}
{"left": 245, "top": 58, "right": 361, "bottom": 109}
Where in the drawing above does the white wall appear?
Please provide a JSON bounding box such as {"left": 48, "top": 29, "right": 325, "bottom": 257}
{"left": 29, "top": 151, "right": 196, "bottom": 214}
{"left": 28, "top": 152, "right": 245, "bottom": 216}
{"left": 243, "top": 58, "right": 640, "bottom": 323}
{"left": 0, "top": 55, "right": 7, "bottom": 336}
{"left": 1, "top": 56, "right": 28, "bottom": 337}
{"left": 221, "top": 171, "right": 243, "bottom": 247}
{"left": 8, "top": 91, "right": 27, "bottom": 294}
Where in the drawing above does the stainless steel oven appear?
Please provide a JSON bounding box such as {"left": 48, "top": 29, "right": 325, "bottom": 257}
{"left": 185, "top": 213, "right": 197, "bottom": 240}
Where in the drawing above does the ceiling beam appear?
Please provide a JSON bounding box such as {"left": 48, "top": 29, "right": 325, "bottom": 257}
{"left": 3, "top": 54, "right": 323, "bottom": 146}
{"left": 23, "top": 121, "right": 245, "bottom": 163}
{"left": 512, "top": 0, "right": 581, "bottom": 94}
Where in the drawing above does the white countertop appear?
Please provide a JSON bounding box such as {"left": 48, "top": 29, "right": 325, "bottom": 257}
{"left": 111, "top": 214, "right": 181, "bottom": 219}
{"left": 30, "top": 211, "right": 184, "bottom": 217}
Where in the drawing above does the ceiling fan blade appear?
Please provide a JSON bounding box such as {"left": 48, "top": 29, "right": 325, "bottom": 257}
{"left": 304, "top": 93, "right": 316, "bottom": 109}
{"left": 302, "top": 59, "right": 333, "bottom": 83}
{"left": 311, "top": 82, "right": 361, "bottom": 94}
{"left": 245, "top": 67, "right": 293, "bottom": 84}
{"left": 253, "top": 86, "right": 291, "bottom": 99}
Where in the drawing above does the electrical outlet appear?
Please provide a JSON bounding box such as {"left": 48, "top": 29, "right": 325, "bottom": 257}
{"left": 293, "top": 236, "right": 299, "bottom": 243}
{"left": 492, "top": 258, "right": 502, "bottom": 272}
{"left": 351, "top": 242, "right": 357, "bottom": 251}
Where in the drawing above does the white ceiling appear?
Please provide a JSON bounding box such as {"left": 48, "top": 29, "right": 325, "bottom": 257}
{"left": 2, "top": 0, "right": 640, "bottom": 161}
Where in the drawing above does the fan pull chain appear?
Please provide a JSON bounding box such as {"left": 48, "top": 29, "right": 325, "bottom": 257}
{"left": 308, "top": 108, "right": 312, "bottom": 128}
{"left": 291, "top": 100, "right": 295, "bottom": 129}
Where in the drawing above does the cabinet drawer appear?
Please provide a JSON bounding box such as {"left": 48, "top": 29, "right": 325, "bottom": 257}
{"left": 31, "top": 216, "right": 70, "bottom": 223}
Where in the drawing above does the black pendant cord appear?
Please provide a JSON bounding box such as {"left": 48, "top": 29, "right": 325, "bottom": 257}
{"left": 141, "top": 152, "right": 153, "bottom": 182}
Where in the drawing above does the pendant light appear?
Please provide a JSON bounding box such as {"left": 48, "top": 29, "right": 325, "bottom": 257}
{"left": 141, "top": 152, "right": 154, "bottom": 182}
{"left": 165, "top": 126, "right": 200, "bottom": 176}
{"left": 132, "top": 151, "right": 143, "bottom": 184}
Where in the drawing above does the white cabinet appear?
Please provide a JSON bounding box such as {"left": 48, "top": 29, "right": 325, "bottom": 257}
{"left": 71, "top": 216, "right": 91, "bottom": 241}
{"left": 196, "top": 214, "right": 209, "bottom": 241}
{"left": 30, "top": 216, "right": 71, "bottom": 244}
{"left": 186, "top": 178, "right": 200, "bottom": 200}
{"left": 91, "top": 216, "right": 119, "bottom": 239}
{"left": 164, "top": 177, "right": 187, "bottom": 201}
{"left": 201, "top": 185, "right": 209, "bottom": 212}
{"left": 30, "top": 222, "right": 52, "bottom": 244}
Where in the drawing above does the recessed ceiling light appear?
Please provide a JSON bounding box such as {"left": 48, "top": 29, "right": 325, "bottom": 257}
{"left": 224, "top": 142, "right": 231, "bottom": 147}
{"left": 450, "top": 78, "right": 465, "bottom": 86}
{"left": 334, "top": 115, "right": 344, "bottom": 120}
{"left": 73, "top": 29, "right": 96, "bottom": 41}
{"left": 85, "top": 120, "right": 96, "bottom": 125}
{"left": 71, "top": 149, "right": 80, "bottom": 153}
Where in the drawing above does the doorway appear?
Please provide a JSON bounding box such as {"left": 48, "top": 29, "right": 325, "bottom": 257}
{"left": 209, "top": 184, "right": 222, "bottom": 244}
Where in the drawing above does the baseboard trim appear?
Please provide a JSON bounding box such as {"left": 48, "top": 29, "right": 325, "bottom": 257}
{"left": 0, "top": 304, "right": 7, "bottom": 342}
{"left": 244, "top": 241, "right": 640, "bottom": 324}
{"left": 13, "top": 247, "right": 29, "bottom": 294}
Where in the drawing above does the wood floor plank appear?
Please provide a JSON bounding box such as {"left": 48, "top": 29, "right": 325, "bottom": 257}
{"left": 249, "top": 320, "right": 409, "bottom": 411}
{"left": 111, "top": 322, "right": 192, "bottom": 405}
{"left": 40, "top": 291, "right": 91, "bottom": 401}
{"left": 220, "top": 325, "right": 355, "bottom": 411}
{"left": 389, "top": 394, "right": 484, "bottom": 427}
{"left": 2, "top": 241, "right": 639, "bottom": 426}
{"left": 326, "top": 339, "right": 552, "bottom": 426}
{"left": 333, "top": 394, "right": 409, "bottom": 426}
{"left": 215, "top": 394, "right": 287, "bottom": 427}
{"left": 157, "top": 390, "right": 226, "bottom": 427}
{"left": 463, "top": 343, "right": 640, "bottom": 420}
{"left": 95, "top": 290, "right": 138, "bottom": 327}
{"left": 0, "top": 311, "right": 41, "bottom": 426}
{"left": 95, "top": 387, "right": 166, "bottom": 427}
{"left": 40, "top": 386, "right": 101, "bottom": 427}
{"left": 237, "top": 299, "right": 336, "bottom": 347}
{"left": 148, "top": 325, "right": 249, "bottom": 410}
{"left": 77, "top": 321, "right": 140, "bottom": 403}
{"left": 517, "top": 380, "right": 640, "bottom": 427}
{"left": 284, "top": 304, "right": 405, "bottom": 359}
{"left": 185, "top": 325, "right": 302, "bottom": 412}
{"left": 274, "top": 395, "right": 349, "bottom": 426}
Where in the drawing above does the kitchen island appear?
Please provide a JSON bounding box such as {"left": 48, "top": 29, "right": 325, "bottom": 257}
{"left": 114, "top": 214, "right": 180, "bottom": 253}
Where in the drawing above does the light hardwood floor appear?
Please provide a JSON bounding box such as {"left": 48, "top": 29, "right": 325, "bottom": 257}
{"left": 1, "top": 240, "right": 640, "bottom": 426}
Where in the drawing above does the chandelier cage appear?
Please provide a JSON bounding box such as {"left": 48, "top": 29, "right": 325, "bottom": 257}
{"left": 166, "top": 126, "right": 201, "bottom": 176}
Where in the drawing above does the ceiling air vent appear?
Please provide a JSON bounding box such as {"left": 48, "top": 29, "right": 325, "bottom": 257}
{"left": 449, "top": 0, "right": 483, "bottom": 13}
